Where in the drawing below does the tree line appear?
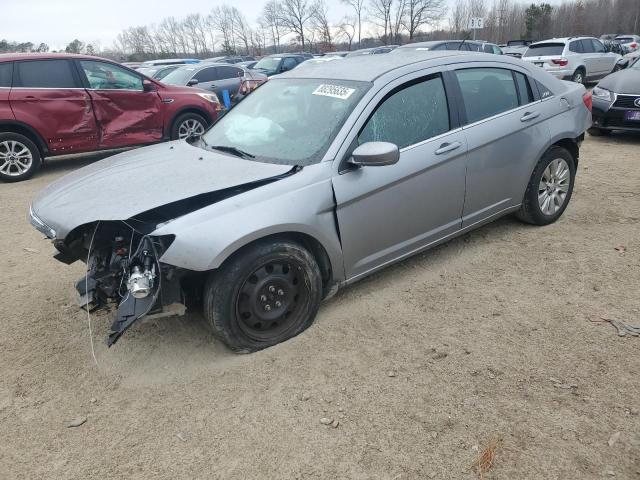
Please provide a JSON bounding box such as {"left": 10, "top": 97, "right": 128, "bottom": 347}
{"left": 2, "top": 0, "right": 639, "bottom": 60}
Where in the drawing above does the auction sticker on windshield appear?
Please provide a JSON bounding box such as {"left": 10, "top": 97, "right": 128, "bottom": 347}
{"left": 313, "top": 84, "right": 356, "bottom": 100}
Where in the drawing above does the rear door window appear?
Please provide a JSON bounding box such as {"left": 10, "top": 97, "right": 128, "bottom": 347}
{"left": 217, "top": 66, "right": 243, "bottom": 79}
{"left": 523, "top": 43, "right": 565, "bottom": 57}
{"left": 359, "top": 75, "right": 450, "bottom": 149}
{"left": 581, "top": 39, "right": 595, "bottom": 53}
{"left": 15, "top": 60, "right": 78, "bottom": 88}
{"left": 194, "top": 67, "right": 220, "bottom": 82}
{"left": 569, "top": 41, "right": 583, "bottom": 53}
{"left": 455, "top": 68, "right": 519, "bottom": 124}
{"left": 514, "top": 72, "right": 534, "bottom": 105}
{"left": 0, "top": 62, "right": 13, "bottom": 87}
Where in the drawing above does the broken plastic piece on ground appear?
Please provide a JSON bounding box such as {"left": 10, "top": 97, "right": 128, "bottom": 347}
{"left": 592, "top": 316, "right": 640, "bottom": 337}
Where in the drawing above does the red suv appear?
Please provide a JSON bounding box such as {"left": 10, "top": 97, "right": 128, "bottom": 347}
{"left": 0, "top": 53, "right": 221, "bottom": 182}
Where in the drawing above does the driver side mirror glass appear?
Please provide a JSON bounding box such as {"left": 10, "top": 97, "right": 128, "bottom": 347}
{"left": 349, "top": 142, "right": 400, "bottom": 167}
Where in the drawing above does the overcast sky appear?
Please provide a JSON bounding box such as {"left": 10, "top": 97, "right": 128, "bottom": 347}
{"left": 6, "top": 0, "right": 565, "bottom": 50}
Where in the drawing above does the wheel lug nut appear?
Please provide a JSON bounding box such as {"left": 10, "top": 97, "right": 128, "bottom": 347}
{"left": 275, "top": 301, "right": 282, "bottom": 308}
{"left": 264, "top": 304, "right": 271, "bottom": 311}
{"left": 277, "top": 289, "right": 284, "bottom": 296}
{"left": 260, "top": 295, "right": 267, "bottom": 302}
{"left": 268, "top": 286, "right": 275, "bottom": 293}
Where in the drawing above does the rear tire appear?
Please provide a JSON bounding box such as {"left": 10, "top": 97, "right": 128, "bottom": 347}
{"left": 170, "top": 112, "right": 208, "bottom": 141}
{"left": 203, "top": 240, "right": 323, "bottom": 353}
{"left": 516, "top": 146, "right": 576, "bottom": 226}
{"left": 588, "top": 126, "right": 611, "bottom": 136}
{"left": 0, "top": 132, "right": 41, "bottom": 183}
{"left": 571, "top": 68, "right": 585, "bottom": 84}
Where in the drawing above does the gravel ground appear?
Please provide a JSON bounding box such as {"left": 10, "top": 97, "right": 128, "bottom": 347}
{"left": 1, "top": 134, "right": 639, "bottom": 479}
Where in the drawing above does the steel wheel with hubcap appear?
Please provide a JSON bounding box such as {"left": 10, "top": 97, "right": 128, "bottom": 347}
{"left": 203, "top": 240, "right": 323, "bottom": 352}
{"left": 0, "top": 133, "right": 40, "bottom": 183}
{"left": 236, "top": 260, "right": 307, "bottom": 341}
{"left": 516, "top": 146, "right": 576, "bottom": 226}
{"left": 538, "top": 158, "right": 570, "bottom": 215}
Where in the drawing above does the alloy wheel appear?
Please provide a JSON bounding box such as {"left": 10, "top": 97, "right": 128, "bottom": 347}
{"left": 235, "top": 260, "right": 307, "bottom": 341}
{"left": 538, "top": 158, "right": 570, "bottom": 215}
{"left": 0, "top": 140, "right": 33, "bottom": 177}
{"left": 177, "top": 119, "right": 205, "bottom": 139}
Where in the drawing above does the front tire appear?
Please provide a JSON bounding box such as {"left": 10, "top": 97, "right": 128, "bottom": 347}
{"left": 170, "top": 112, "right": 208, "bottom": 141}
{"left": 516, "top": 146, "right": 576, "bottom": 226}
{"left": 203, "top": 240, "right": 323, "bottom": 353}
{"left": 0, "top": 133, "right": 41, "bottom": 183}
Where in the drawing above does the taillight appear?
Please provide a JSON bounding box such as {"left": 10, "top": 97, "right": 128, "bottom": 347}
{"left": 583, "top": 91, "right": 593, "bottom": 112}
{"left": 631, "top": 43, "right": 638, "bottom": 49}
{"left": 552, "top": 58, "right": 569, "bottom": 66}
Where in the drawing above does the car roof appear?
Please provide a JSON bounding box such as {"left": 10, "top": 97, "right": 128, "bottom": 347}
{"left": 531, "top": 37, "right": 595, "bottom": 45}
{"left": 176, "top": 62, "right": 245, "bottom": 71}
{"left": 282, "top": 50, "right": 526, "bottom": 82}
{"left": 0, "top": 52, "right": 106, "bottom": 62}
{"left": 398, "top": 40, "right": 482, "bottom": 49}
{"left": 265, "top": 53, "right": 304, "bottom": 58}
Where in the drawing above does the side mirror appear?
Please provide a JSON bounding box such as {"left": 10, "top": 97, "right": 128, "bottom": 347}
{"left": 349, "top": 142, "right": 399, "bottom": 167}
{"left": 187, "top": 78, "right": 199, "bottom": 87}
{"left": 142, "top": 80, "right": 156, "bottom": 92}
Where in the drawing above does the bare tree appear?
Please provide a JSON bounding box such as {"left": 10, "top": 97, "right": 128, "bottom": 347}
{"left": 403, "top": 0, "right": 446, "bottom": 40}
{"left": 390, "top": 0, "right": 407, "bottom": 44}
{"left": 211, "top": 5, "right": 237, "bottom": 53}
{"left": 232, "top": 7, "right": 253, "bottom": 55}
{"left": 336, "top": 16, "right": 357, "bottom": 50}
{"left": 312, "top": 0, "right": 333, "bottom": 50}
{"left": 341, "top": 0, "right": 366, "bottom": 48}
{"left": 261, "top": 0, "right": 283, "bottom": 53}
{"left": 369, "top": 0, "right": 394, "bottom": 44}
{"left": 278, "top": 0, "right": 316, "bottom": 51}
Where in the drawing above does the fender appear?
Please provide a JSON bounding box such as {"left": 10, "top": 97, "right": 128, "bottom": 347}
{"left": 153, "top": 162, "right": 346, "bottom": 282}
{"left": 0, "top": 120, "right": 49, "bottom": 155}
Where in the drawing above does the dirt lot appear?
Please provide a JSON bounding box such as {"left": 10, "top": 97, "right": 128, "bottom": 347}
{"left": 1, "top": 134, "right": 639, "bottom": 479}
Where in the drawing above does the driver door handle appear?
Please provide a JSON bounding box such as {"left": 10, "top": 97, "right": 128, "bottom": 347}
{"left": 520, "top": 111, "right": 540, "bottom": 122}
{"left": 435, "top": 141, "right": 462, "bottom": 155}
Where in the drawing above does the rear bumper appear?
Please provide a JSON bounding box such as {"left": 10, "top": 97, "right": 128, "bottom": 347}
{"left": 592, "top": 101, "right": 640, "bottom": 131}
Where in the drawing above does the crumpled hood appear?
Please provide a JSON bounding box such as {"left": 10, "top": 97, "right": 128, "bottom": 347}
{"left": 598, "top": 68, "right": 640, "bottom": 95}
{"left": 32, "top": 141, "right": 292, "bottom": 239}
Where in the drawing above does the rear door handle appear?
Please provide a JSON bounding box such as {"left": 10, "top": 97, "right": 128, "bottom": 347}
{"left": 435, "top": 141, "right": 462, "bottom": 155}
{"left": 520, "top": 111, "right": 540, "bottom": 122}
{"left": 24, "top": 96, "right": 39, "bottom": 101}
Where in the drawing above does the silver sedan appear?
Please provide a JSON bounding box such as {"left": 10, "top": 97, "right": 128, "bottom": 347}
{"left": 30, "top": 51, "right": 592, "bottom": 352}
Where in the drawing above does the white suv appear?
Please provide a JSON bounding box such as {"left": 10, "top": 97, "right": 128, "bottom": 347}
{"left": 522, "top": 37, "right": 622, "bottom": 84}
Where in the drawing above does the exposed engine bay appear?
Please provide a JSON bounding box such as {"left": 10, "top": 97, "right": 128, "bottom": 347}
{"left": 74, "top": 221, "right": 186, "bottom": 347}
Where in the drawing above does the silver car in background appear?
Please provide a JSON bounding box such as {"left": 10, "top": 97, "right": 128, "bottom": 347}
{"left": 523, "top": 36, "right": 622, "bottom": 83}
{"left": 615, "top": 35, "right": 640, "bottom": 53}
{"left": 29, "top": 52, "right": 592, "bottom": 352}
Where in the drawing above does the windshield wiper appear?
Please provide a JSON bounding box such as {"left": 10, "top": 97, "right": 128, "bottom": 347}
{"left": 209, "top": 145, "right": 255, "bottom": 159}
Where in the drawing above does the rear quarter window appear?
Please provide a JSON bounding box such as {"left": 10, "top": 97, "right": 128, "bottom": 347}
{"left": 0, "top": 62, "right": 13, "bottom": 87}
{"left": 524, "top": 43, "right": 565, "bottom": 57}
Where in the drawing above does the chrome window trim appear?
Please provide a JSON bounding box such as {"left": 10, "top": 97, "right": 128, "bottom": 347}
{"left": 460, "top": 99, "right": 543, "bottom": 129}
{"left": 399, "top": 127, "right": 463, "bottom": 153}
{"left": 9, "top": 87, "right": 87, "bottom": 90}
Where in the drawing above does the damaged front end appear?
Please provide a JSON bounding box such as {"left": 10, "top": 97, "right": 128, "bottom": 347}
{"left": 72, "top": 221, "right": 186, "bottom": 347}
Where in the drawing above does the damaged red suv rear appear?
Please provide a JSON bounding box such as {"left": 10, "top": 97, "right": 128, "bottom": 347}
{"left": 0, "top": 53, "right": 222, "bottom": 182}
